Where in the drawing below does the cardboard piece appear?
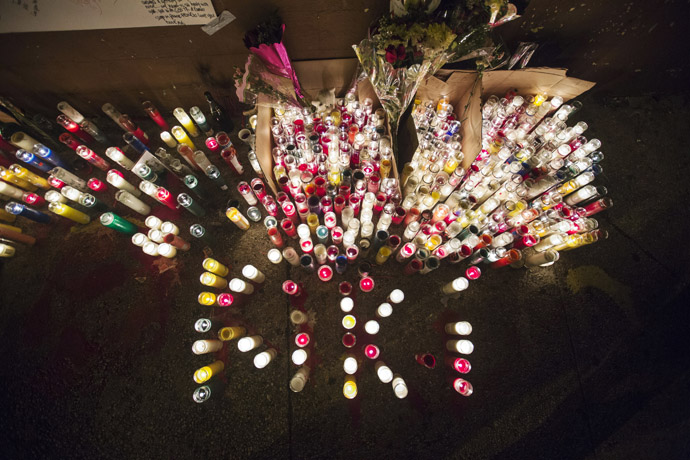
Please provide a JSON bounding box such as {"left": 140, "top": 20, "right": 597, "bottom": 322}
{"left": 255, "top": 61, "right": 595, "bottom": 193}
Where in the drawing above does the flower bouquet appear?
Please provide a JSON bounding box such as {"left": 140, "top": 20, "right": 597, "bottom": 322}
{"left": 234, "top": 15, "right": 310, "bottom": 109}
{"left": 353, "top": 0, "right": 518, "bottom": 157}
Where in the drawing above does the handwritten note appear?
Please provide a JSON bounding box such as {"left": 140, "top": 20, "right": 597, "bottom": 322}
{"left": 0, "top": 0, "right": 217, "bottom": 34}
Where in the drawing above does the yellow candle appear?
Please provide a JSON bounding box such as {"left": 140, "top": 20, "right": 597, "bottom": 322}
{"left": 200, "top": 272, "right": 228, "bottom": 289}
{"left": 173, "top": 108, "right": 199, "bottom": 137}
{"left": 197, "top": 292, "right": 217, "bottom": 306}
{"left": 171, "top": 126, "right": 196, "bottom": 150}
{"left": 10, "top": 165, "right": 49, "bottom": 189}
{"left": 1, "top": 167, "right": 37, "bottom": 191}
{"left": 47, "top": 202, "right": 90, "bottom": 224}
{"left": 375, "top": 246, "right": 392, "bottom": 265}
{"left": 160, "top": 131, "right": 178, "bottom": 148}
{"left": 380, "top": 159, "right": 391, "bottom": 178}
{"left": 225, "top": 207, "right": 250, "bottom": 230}
{"left": 343, "top": 376, "right": 357, "bottom": 399}
{"left": 0, "top": 209, "right": 17, "bottom": 223}
{"left": 307, "top": 213, "right": 319, "bottom": 234}
{"left": 328, "top": 170, "right": 341, "bottom": 186}
{"left": 218, "top": 326, "right": 246, "bottom": 341}
{"left": 193, "top": 360, "right": 224, "bottom": 384}
{"left": 202, "top": 258, "right": 229, "bottom": 277}
{"left": 425, "top": 234, "right": 442, "bottom": 251}
{"left": 0, "top": 222, "right": 22, "bottom": 233}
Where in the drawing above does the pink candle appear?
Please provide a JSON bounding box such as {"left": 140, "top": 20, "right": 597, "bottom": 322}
{"left": 318, "top": 265, "right": 333, "bottom": 282}
{"left": 359, "top": 276, "right": 374, "bottom": 293}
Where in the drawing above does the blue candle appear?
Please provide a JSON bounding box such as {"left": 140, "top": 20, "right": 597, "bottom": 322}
{"left": 15, "top": 150, "right": 52, "bottom": 173}
{"left": 335, "top": 255, "right": 348, "bottom": 274}
{"left": 32, "top": 144, "right": 67, "bottom": 168}
{"left": 123, "top": 132, "right": 148, "bottom": 154}
{"left": 5, "top": 202, "right": 51, "bottom": 223}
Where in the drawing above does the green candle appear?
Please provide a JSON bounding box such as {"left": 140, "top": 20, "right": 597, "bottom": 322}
{"left": 100, "top": 212, "right": 138, "bottom": 235}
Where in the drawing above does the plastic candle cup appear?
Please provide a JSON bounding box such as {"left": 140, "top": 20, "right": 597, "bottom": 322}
{"left": 344, "top": 356, "right": 358, "bottom": 375}
{"left": 376, "top": 362, "right": 393, "bottom": 383}
{"left": 340, "top": 297, "right": 354, "bottom": 313}
{"left": 365, "top": 344, "right": 380, "bottom": 359}
{"left": 237, "top": 336, "right": 263, "bottom": 352}
{"left": 364, "top": 320, "right": 380, "bottom": 335}
{"left": 343, "top": 376, "right": 357, "bottom": 399}
{"left": 317, "top": 265, "right": 333, "bottom": 282}
{"left": 48, "top": 201, "right": 90, "bottom": 224}
{"left": 359, "top": 276, "right": 374, "bottom": 293}
{"left": 200, "top": 272, "right": 228, "bottom": 289}
{"left": 192, "top": 339, "right": 223, "bottom": 355}
{"left": 342, "top": 315, "right": 356, "bottom": 330}
{"left": 292, "top": 349, "right": 308, "bottom": 366}
{"left": 197, "top": 292, "right": 217, "bottom": 306}
{"left": 453, "top": 358, "right": 472, "bottom": 374}
{"left": 446, "top": 339, "right": 474, "bottom": 354}
{"left": 453, "top": 378, "right": 473, "bottom": 396}
{"left": 247, "top": 207, "right": 262, "bottom": 222}
{"left": 295, "top": 332, "right": 310, "bottom": 348}
{"left": 218, "top": 327, "right": 246, "bottom": 341}
{"left": 193, "top": 360, "right": 224, "bottom": 384}
{"left": 225, "top": 207, "right": 249, "bottom": 230}
{"left": 100, "top": 212, "right": 138, "bottom": 235}
{"left": 267, "top": 249, "right": 283, "bottom": 264}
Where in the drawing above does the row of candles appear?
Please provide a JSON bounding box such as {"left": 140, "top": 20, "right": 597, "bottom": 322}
{"left": 0, "top": 93, "right": 256, "bottom": 256}
{"left": 193, "top": 259, "right": 276, "bottom": 403}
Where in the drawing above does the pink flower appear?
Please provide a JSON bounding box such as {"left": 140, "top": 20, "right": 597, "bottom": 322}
{"left": 385, "top": 45, "right": 397, "bottom": 64}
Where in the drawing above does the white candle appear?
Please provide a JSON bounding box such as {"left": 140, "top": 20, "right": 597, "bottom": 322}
{"left": 107, "top": 171, "right": 141, "bottom": 197}
{"left": 445, "top": 321, "right": 472, "bottom": 335}
{"left": 237, "top": 336, "right": 263, "bottom": 352}
{"left": 441, "top": 277, "right": 469, "bottom": 295}
{"left": 241, "top": 265, "right": 265, "bottom": 283}
{"left": 387, "top": 289, "right": 405, "bottom": 304}
{"left": 375, "top": 361, "right": 393, "bottom": 383}
{"left": 0, "top": 243, "right": 16, "bottom": 257}
{"left": 376, "top": 302, "right": 393, "bottom": 318}
{"left": 142, "top": 241, "right": 159, "bottom": 256}
{"left": 254, "top": 348, "right": 276, "bottom": 369}
{"left": 158, "top": 243, "right": 177, "bottom": 258}
{"left": 160, "top": 221, "right": 179, "bottom": 235}
{"left": 340, "top": 297, "right": 354, "bottom": 313}
{"left": 364, "top": 320, "right": 380, "bottom": 335}
{"left": 148, "top": 229, "right": 164, "bottom": 243}
{"left": 392, "top": 375, "right": 408, "bottom": 399}
{"left": 267, "top": 249, "right": 283, "bottom": 264}
{"left": 229, "top": 278, "right": 254, "bottom": 295}
{"left": 105, "top": 147, "right": 134, "bottom": 170}
{"left": 290, "top": 366, "right": 310, "bottom": 393}
{"left": 446, "top": 339, "right": 474, "bottom": 354}
{"left": 145, "top": 216, "right": 162, "bottom": 230}
{"left": 160, "top": 131, "right": 177, "bottom": 148}
{"left": 192, "top": 339, "right": 223, "bottom": 355}
{"left": 115, "top": 190, "right": 150, "bottom": 215}
{"left": 131, "top": 233, "right": 150, "bottom": 247}
{"left": 291, "top": 349, "right": 308, "bottom": 366}
{"left": 290, "top": 310, "right": 307, "bottom": 325}
{"left": 343, "top": 356, "right": 358, "bottom": 375}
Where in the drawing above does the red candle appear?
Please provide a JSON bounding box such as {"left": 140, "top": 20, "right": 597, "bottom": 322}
{"left": 359, "top": 276, "right": 374, "bottom": 293}
{"left": 364, "top": 344, "right": 380, "bottom": 359}
{"left": 281, "top": 219, "right": 297, "bottom": 238}
{"left": 205, "top": 136, "right": 220, "bottom": 153}
{"left": 334, "top": 195, "right": 345, "bottom": 215}
{"left": 282, "top": 280, "right": 301, "bottom": 296}
{"left": 48, "top": 176, "right": 65, "bottom": 189}
{"left": 156, "top": 187, "right": 178, "bottom": 210}
{"left": 22, "top": 192, "right": 45, "bottom": 206}
{"left": 217, "top": 293, "right": 234, "bottom": 307}
{"left": 56, "top": 114, "right": 94, "bottom": 143}
{"left": 453, "top": 358, "right": 471, "bottom": 374}
{"left": 142, "top": 101, "right": 170, "bottom": 131}
{"left": 339, "top": 281, "right": 352, "bottom": 296}
{"left": 295, "top": 332, "right": 310, "bottom": 347}
{"left": 342, "top": 332, "right": 356, "bottom": 348}
{"left": 87, "top": 178, "right": 107, "bottom": 192}
{"left": 268, "top": 227, "right": 284, "bottom": 248}
{"left": 314, "top": 177, "right": 327, "bottom": 197}
{"left": 163, "top": 233, "right": 191, "bottom": 251}
{"left": 403, "top": 258, "right": 423, "bottom": 275}
{"left": 392, "top": 206, "right": 406, "bottom": 225}
{"left": 465, "top": 266, "right": 481, "bottom": 280}
{"left": 318, "top": 265, "right": 333, "bottom": 282}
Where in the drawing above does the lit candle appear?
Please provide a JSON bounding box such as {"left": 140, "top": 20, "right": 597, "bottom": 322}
{"left": 453, "top": 378, "right": 473, "bottom": 396}
{"left": 392, "top": 375, "right": 408, "bottom": 399}
{"left": 267, "top": 248, "right": 283, "bottom": 264}
{"left": 193, "top": 360, "right": 224, "bottom": 384}
{"left": 465, "top": 266, "right": 481, "bottom": 280}
{"left": 292, "top": 349, "right": 308, "bottom": 366}
{"left": 200, "top": 272, "right": 228, "bottom": 289}
{"left": 197, "top": 292, "right": 216, "bottom": 306}
{"left": 445, "top": 321, "right": 472, "bottom": 335}
{"left": 115, "top": 190, "right": 150, "bottom": 215}
{"left": 48, "top": 201, "right": 90, "bottom": 224}
{"left": 375, "top": 361, "right": 393, "bottom": 383}
{"left": 15, "top": 150, "right": 51, "bottom": 173}
{"left": 100, "top": 212, "right": 138, "bottom": 235}
{"left": 160, "top": 221, "right": 179, "bottom": 235}
{"left": 142, "top": 241, "right": 160, "bottom": 256}
{"left": 218, "top": 327, "right": 246, "bottom": 341}
{"left": 254, "top": 349, "right": 277, "bottom": 369}
{"left": 441, "top": 277, "right": 469, "bottom": 295}
{"left": 282, "top": 280, "right": 301, "bottom": 296}
{"left": 241, "top": 265, "right": 265, "bottom": 283}
{"left": 160, "top": 131, "right": 177, "bottom": 148}
{"left": 229, "top": 278, "right": 254, "bottom": 295}
{"left": 317, "top": 265, "right": 333, "bottom": 282}
{"left": 364, "top": 320, "right": 380, "bottom": 335}
{"left": 376, "top": 302, "right": 393, "bottom": 318}
{"left": 106, "top": 170, "right": 141, "bottom": 196}
{"left": 9, "top": 164, "right": 49, "bottom": 189}
{"left": 171, "top": 126, "right": 196, "bottom": 149}
{"left": 237, "top": 336, "right": 263, "bottom": 352}
{"left": 173, "top": 108, "right": 199, "bottom": 137}
{"left": 192, "top": 339, "right": 223, "bottom": 355}
{"left": 145, "top": 216, "right": 162, "bottom": 230}
{"left": 104, "top": 147, "right": 134, "bottom": 170}
{"left": 0, "top": 181, "right": 25, "bottom": 200}
{"left": 0, "top": 243, "right": 16, "bottom": 257}
{"left": 295, "top": 332, "right": 310, "bottom": 348}
{"left": 216, "top": 293, "right": 236, "bottom": 307}
{"left": 157, "top": 243, "right": 176, "bottom": 258}
{"left": 142, "top": 101, "right": 170, "bottom": 131}
{"left": 359, "top": 276, "right": 374, "bottom": 293}
{"left": 343, "top": 376, "right": 357, "bottom": 399}
{"left": 446, "top": 339, "right": 474, "bottom": 354}
{"left": 453, "top": 358, "right": 472, "bottom": 374}
{"left": 340, "top": 297, "right": 354, "bottom": 313}
{"left": 225, "top": 207, "right": 250, "bottom": 230}
{"left": 342, "top": 315, "right": 356, "bottom": 330}
{"left": 344, "top": 355, "right": 358, "bottom": 374}
{"left": 364, "top": 344, "right": 380, "bottom": 359}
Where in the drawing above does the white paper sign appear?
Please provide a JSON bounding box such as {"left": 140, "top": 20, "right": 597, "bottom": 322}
{"left": 0, "top": 0, "right": 217, "bottom": 34}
